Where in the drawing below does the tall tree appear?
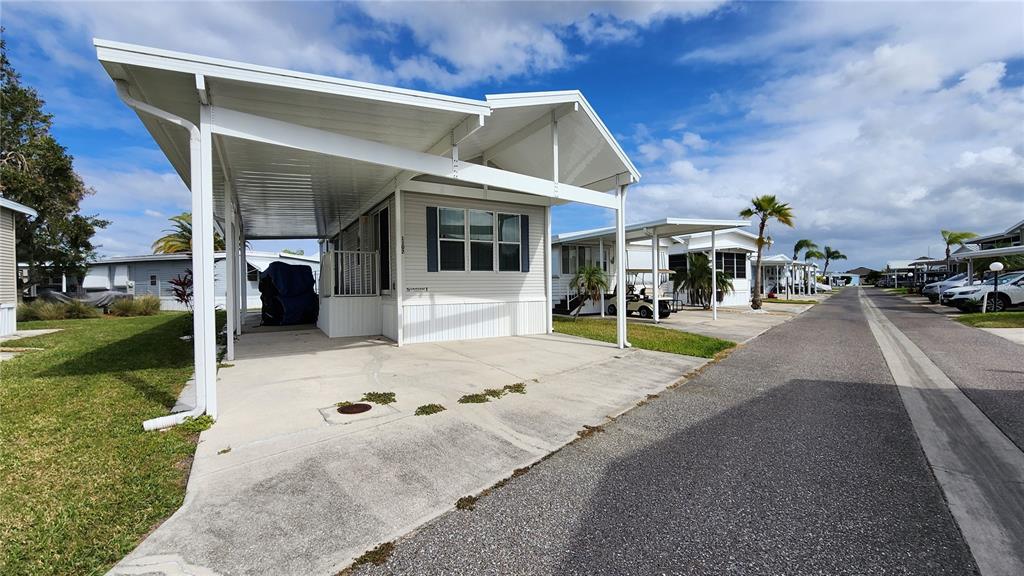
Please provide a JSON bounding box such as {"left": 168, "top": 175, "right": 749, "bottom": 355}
{"left": 740, "top": 195, "right": 794, "bottom": 309}
{"left": 940, "top": 229, "right": 977, "bottom": 274}
{"left": 1, "top": 33, "right": 108, "bottom": 288}
{"left": 821, "top": 246, "right": 847, "bottom": 275}
{"left": 152, "top": 212, "right": 226, "bottom": 254}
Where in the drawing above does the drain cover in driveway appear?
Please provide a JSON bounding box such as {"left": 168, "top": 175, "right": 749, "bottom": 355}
{"left": 337, "top": 403, "right": 372, "bottom": 415}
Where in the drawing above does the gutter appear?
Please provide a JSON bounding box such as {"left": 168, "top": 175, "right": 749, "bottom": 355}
{"left": 114, "top": 80, "right": 209, "bottom": 431}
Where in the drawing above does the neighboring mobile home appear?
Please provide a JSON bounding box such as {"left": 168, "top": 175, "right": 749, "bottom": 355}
{"left": 552, "top": 219, "right": 750, "bottom": 315}
{"left": 97, "top": 40, "right": 642, "bottom": 426}
{"left": 0, "top": 197, "right": 37, "bottom": 336}
{"left": 83, "top": 251, "right": 320, "bottom": 311}
{"left": 666, "top": 228, "right": 758, "bottom": 307}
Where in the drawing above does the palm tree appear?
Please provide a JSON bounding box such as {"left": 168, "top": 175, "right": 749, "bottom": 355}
{"left": 569, "top": 264, "right": 608, "bottom": 320}
{"left": 740, "top": 195, "right": 795, "bottom": 309}
{"left": 940, "top": 230, "right": 977, "bottom": 275}
{"left": 152, "top": 212, "right": 226, "bottom": 254}
{"left": 820, "top": 246, "right": 846, "bottom": 276}
{"left": 672, "top": 253, "right": 734, "bottom": 309}
{"left": 792, "top": 239, "right": 818, "bottom": 261}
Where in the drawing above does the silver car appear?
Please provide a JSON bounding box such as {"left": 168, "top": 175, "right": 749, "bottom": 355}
{"left": 923, "top": 272, "right": 968, "bottom": 303}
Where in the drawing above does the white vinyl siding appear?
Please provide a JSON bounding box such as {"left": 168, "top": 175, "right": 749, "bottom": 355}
{"left": 0, "top": 208, "right": 16, "bottom": 305}
{"left": 402, "top": 192, "right": 545, "bottom": 306}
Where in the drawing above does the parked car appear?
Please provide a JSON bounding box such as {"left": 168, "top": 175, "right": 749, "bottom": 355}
{"left": 922, "top": 272, "right": 969, "bottom": 303}
{"left": 941, "top": 271, "right": 1024, "bottom": 311}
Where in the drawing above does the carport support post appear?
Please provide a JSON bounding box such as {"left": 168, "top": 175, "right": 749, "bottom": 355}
{"left": 616, "top": 184, "right": 628, "bottom": 348}
{"left": 545, "top": 204, "right": 553, "bottom": 333}
{"left": 650, "top": 231, "right": 659, "bottom": 323}
{"left": 599, "top": 237, "right": 605, "bottom": 317}
{"left": 196, "top": 104, "right": 218, "bottom": 418}
{"left": 224, "top": 181, "right": 236, "bottom": 362}
{"left": 395, "top": 185, "right": 405, "bottom": 346}
{"left": 238, "top": 228, "right": 246, "bottom": 334}
{"left": 711, "top": 230, "right": 717, "bottom": 321}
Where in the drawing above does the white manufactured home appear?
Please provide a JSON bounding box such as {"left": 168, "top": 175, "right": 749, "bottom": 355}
{"left": 665, "top": 229, "right": 758, "bottom": 307}
{"left": 97, "top": 40, "right": 644, "bottom": 426}
{"left": 552, "top": 219, "right": 750, "bottom": 316}
{"left": 1, "top": 197, "right": 37, "bottom": 336}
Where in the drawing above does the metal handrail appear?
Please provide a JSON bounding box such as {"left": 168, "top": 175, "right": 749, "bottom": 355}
{"left": 329, "top": 250, "right": 379, "bottom": 296}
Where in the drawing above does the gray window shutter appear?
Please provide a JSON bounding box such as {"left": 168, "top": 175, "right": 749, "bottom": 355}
{"left": 426, "top": 207, "right": 438, "bottom": 272}
{"left": 520, "top": 214, "right": 530, "bottom": 273}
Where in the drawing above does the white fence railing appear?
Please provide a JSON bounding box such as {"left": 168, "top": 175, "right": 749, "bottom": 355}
{"left": 327, "top": 250, "right": 378, "bottom": 296}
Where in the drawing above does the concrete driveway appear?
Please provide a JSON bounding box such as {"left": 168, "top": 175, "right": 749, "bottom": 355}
{"left": 110, "top": 330, "right": 708, "bottom": 576}
{"left": 635, "top": 297, "right": 822, "bottom": 343}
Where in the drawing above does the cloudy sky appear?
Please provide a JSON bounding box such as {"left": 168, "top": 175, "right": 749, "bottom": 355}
{"left": 3, "top": 1, "right": 1022, "bottom": 269}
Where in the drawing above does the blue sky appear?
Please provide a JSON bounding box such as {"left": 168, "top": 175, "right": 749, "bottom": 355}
{"left": 4, "top": 1, "right": 1023, "bottom": 269}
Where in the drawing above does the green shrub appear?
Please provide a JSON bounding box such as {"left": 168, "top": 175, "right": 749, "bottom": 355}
{"left": 110, "top": 295, "right": 162, "bottom": 317}
{"left": 18, "top": 300, "right": 69, "bottom": 321}
{"left": 64, "top": 299, "right": 100, "bottom": 319}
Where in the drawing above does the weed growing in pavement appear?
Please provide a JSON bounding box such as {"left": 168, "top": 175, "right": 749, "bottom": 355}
{"left": 503, "top": 383, "right": 527, "bottom": 394}
{"left": 415, "top": 404, "right": 446, "bottom": 416}
{"left": 483, "top": 388, "right": 506, "bottom": 398}
{"left": 361, "top": 391, "right": 396, "bottom": 405}
{"left": 458, "top": 393, "right": 490, "bottom": 404}
{"left": 576, "top": 424, "right": 605, "bottom": 438}
{"left": 455, "top": 495, "right": 479, "bottom": 510}
{"left": 350, "top": 541, "right": 395, "bottom": 568}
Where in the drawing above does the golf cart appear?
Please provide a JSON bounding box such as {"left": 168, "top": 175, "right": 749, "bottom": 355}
{"left": 606, "top": 271, "right": 672, "bottom": 319}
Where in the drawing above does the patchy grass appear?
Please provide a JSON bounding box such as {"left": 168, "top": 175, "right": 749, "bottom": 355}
{"left": 503, "top": 382, "right": 527, "bottom": 394}
{"left": 335, "top": 400, "right": 354, "bottom": 408}
{"left": 458, "top": 393, "right": 490, "bottom": 404}
{"left": 884, "top": 287, "right": 915, "bottom": 295}
{"left": 763, "top": 298, "right": 817, "bottom": 304}
{"left": 483, "top": 388, "right": 506, "bottom": 399}
{"left": 455, "top": 495, "right": 479, "bottom": 510}
{"left": 553, "top": 316, "right": 734, "bottom": 358}
{"left": 414, "top": 403, "right": 446, "bottom": 416}
{"left": 0, "top": 313, "right": 204, "bottom": 575}
{"left": 956, "top": 311, "right": 1024, "bottom": 328}
{"left": 360, "top": 391, "right": 396, "bottom": 405}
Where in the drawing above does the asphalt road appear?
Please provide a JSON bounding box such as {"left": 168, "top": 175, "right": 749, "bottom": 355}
{"left": 356, "top": 288, "right": 980, "bottom": 576}
{"left": 863, "top": 289, "right": 1024, "bottom": 450}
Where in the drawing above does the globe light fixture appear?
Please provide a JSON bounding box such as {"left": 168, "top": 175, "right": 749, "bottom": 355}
{"left": 989, "top": 261, "right": 1004, "bottom": 312}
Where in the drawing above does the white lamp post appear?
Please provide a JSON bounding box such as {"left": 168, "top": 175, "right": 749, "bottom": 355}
{"left": 989, "top": 261, "right": 1004, "bottom": 312}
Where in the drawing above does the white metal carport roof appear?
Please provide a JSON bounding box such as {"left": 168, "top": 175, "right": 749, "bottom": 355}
{"left": 95, "top": 39, "right": 640, "bottom": 240}
{"left": 951, "top": 245, "right": 1024, "bottom": 260}
{"left": 552, "top": 218, "right": 750, "bottom": 245}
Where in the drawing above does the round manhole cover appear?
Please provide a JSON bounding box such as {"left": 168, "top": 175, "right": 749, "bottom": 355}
{"left": 337, "top": 403, "right": 372, "bottom": 415}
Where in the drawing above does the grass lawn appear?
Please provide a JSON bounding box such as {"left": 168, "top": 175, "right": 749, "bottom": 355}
{"left": 884, "top": 287, "right": 915, "bottom": 295}
{"left": 1, "top": 313, "right": 200, "bottom": 575}
{"left": 763, "top": 298, "right": 817, "bottom": 304}
{"left": 553, "top": 316, "right": 734, "bottom": 358}
{"left": 956, "top": 311, "right": 1024, "bottom": 328}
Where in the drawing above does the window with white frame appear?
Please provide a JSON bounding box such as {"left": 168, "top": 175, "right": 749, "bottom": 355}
{"left": 498, "top": 213, "right": 521, "bottom": 271}
{"left": 469, "top": 210, "right": 494, "bottom": 271}
{"left": 438, "top": 207, "right": 466, "bottom": 271}
{"left": 715, "top": 252, "right": 747, "bottom": 279}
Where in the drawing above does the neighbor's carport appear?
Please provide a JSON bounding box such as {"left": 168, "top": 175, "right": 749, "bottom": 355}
{"left": 95, "top": 39, "right": 641, "bottom": 429}
{"left": 553, "top": 218, "right": 749, "bottom": 323}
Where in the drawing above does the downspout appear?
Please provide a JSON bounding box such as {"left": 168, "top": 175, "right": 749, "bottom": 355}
{"left": 115, "top": 80, "right": 209, "bottom": 431}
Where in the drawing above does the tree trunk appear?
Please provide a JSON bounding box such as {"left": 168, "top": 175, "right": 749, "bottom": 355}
{"left": 751, "top": 218, "right": 767, "bottom": 310}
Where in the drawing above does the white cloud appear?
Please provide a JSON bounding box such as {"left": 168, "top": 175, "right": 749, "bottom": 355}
{"left": 631, "top": 3, "right": 1024, "bottom": 268}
